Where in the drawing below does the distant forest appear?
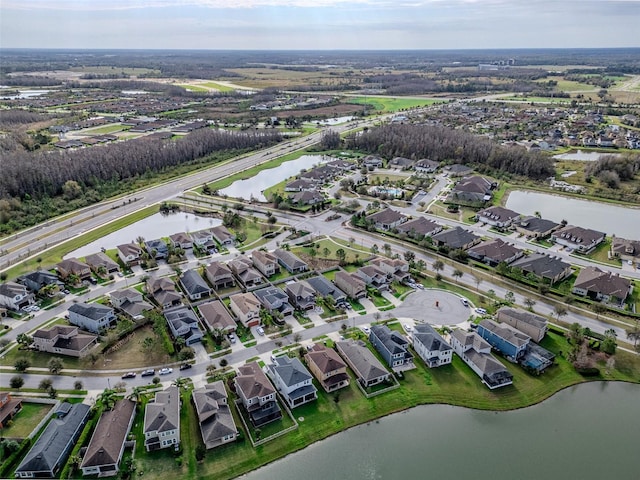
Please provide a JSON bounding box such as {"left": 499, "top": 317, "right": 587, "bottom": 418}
{"left": 346, "top": 124, "right": 555, "bottom": 180}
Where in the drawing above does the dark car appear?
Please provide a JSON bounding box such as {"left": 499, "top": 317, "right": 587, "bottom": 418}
{"left": 141, "top": 369, "right": 155, "bottom": 377}
{"left": 179, "top": 363, "right": 192, "bottom": 371}
{"left": 121, "top": 372, "right": 136, "bottom": 379}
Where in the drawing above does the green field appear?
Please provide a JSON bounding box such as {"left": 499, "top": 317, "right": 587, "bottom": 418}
{"left": 506, "top": 96, "right": 572, "bottom": 104}
{"left": 201, "top": 82, "right": 235, "bottom": 92}
{"left": 178, "top": 84, "right": 210, "bottom": 92}
{"left": 346, "top": 96, "right": 440, "bottom": 112}
{"left": 534, "top": 79, "right": 595, "bottom": 92}
{"left": 81, "top": 124, "right": 127, "bottom": 135}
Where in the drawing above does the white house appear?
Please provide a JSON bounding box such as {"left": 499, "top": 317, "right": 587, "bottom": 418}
{"left": 268, "top": 356, "right": 318, "bottom": 409}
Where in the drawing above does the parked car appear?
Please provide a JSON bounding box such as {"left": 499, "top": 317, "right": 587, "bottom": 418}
{"left": 362, "top": 326, "right": 371, "bottom": 335}
{"left": 158, "top": 367, "right": 173, "bottom": 375}
{"left": 460, "top": 298, "right": 469, "bottom": 307}
{"left": 403, "top": 324, "right": 413, "bottom": 333}
{"left": 475, "top": 308, "right": 488, "bottom": 315}
{"left": 256, "top": 326, "right": 265, "bottom": 336}
{"left": 179, "top": 363, "right": 192, "bottom": 371}
{"left": 121, "top": 372, "right": 136, "bottom": 379}
{"left": 228, "top": 333, "right": 237, "bottom": 344}
{"left": 63, "top": 289, "right": 70, "bottom": 295}
{"left": 141, "top": 369, "right": 155, "bottom": 377}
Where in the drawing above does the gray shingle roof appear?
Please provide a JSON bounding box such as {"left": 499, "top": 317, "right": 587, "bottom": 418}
{"left": 413, "top": 324, "right": 452, "bottom": 353}
{"left": 68, "top": 303, "right": 114, "bottom": 321}
{"left": 271, "top": 356, "right": 313, "bottom": 388}
{"left": 144, "top": 386, "right": 180, "bottom": 436}
{"left": 180, "top": 270, "right": 210, "bottom": 296}
{"left": 192, "top": 382, "right": 237, "bottom": 448}
{"left": 306, "top": 275, "right": 346, "bottom": 301}
{"left": 336, "top": 340, "right": 389, "bottom": 383}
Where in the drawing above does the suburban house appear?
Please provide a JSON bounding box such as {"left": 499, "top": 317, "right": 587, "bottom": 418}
{"left": 396, "top": 216, "right": 443, "bottom": 240}
{"left": 252, "top": 250, "right": 280, "bottom": 277}
{"left": 84, "top": 252, "right": 120, "bottom": 275}
{"left": 571, "top": 266, "right": 632, "bottom": 306}
{"left": 447, "top": 175, "right": 493, "bottom": 204}
{"left": 211, "top": 225, "right": 236, "bottom": 247}
{"left": 273, "top": 249, "right": 308, "bottom": 274}
{"left": 19, "top": 271, "right": 63, "bottom": 294}
{"left": 284, "top": 281, "right": 317, "bottom": 310}
{"left": 234, "top": 361, "right": 282, "bottom": 427}
{"left": 366, "top": 208, "right": 407, "bottom": 231}
{"left": 163, "top": 306, "right": 203, "bottom": 345}
{"left": 285, "top": 178, "right": 316, "bottom": 192}
{"left": 510, "top": 253, "right": 572, "bottom": 284}
{"left": 369, "top": 325, "right": 413, "bottom": 370}
{"left": 389, "top": 156, "right": 415, "bottom": 170}
{"left": 32, "top": 325, "right": 98, "bottom": 358}
{"left": 414, "top": 158, "right": 440, "bottom": 174}
{"left": 334, "top": 271, "right": 367, "bottom": 300}
{"left": 80, "top": 399, "right": 136, "bottom": 477}
{"left": 450, "top": 329, "right": 513, "bottom": 389}
{"left": 514, "top": 216, "right": 560, "bottom": 239}
{"left": 0, "top": 392, "right": 23, "bottom": 429}
{"left": 356, "top": 265, "right": 390, "bottom": 291}
{"left": 305, "top": 344, "right": 350, "bottom": 393}
{"left": 204, "top": 262, "right": 235, "bottom": 290}
{"left": 467, "top": 238, "right": 524, "bottom": 266}
{"left": 56, "top": 258, "right": 91, "bottom": 281}
{"left": 145, "top": 239, "right": 169, "bottom": 259}
{"left": 445, "top": 164, "right": 474, "bottom": 177}
{"left": 228, "top": 257, "right": 264, "bottom": 287}
{"left": 610, "top": 237, "right": 640, "bottom": 264}
{"left": 144, "top": 386, "right": 181, "bottom": 452}
{"left": 180, "top": 270, "right": 211, "bottom": 301}
{"left": 289, "top": 190, "right": 325, "bottom": 206}
{"left": 110, "top": 288, "right": 153, "bottom": 320}
{"left": 198, "top": 301, "right": 237, "bottom": 334}
{"left": 254, "top": 286, "right": 294, "bottom": 317}
{"left": 476, "top": 206, "right": 521, "bottom": 228}
{"left": 370, "top": 256, "right": 410, "bottom": 283}
{"left": 327, "top": 158, "right": 356, "bottom": 171}
{"left": 551, "top": 225, "right": 606, "bottom": 253}
{"left": 432, "top": 226, "right": 481, "bottom": 250}
{"left": 0, "top": 281, "right": 34, "bottom": 311}
{"left": 68, "top": 303, "right": 116, "bottom": 334}
{"left": 15, "top": 403, "right": 91, "bottom": 478}
{"left": 411, "top": 323, "right": 453, "bottom": 368}
{"left": 169, "top": 232, "right": 193, "bottom": 250}
{"left": 496, "top": 308, "right": 548, "bottom": 343}
{"left": 268, "top": 356, "right": 318, "bottom": 408}
{"left": 362, "top": 155, "right": 384, "bottom": 169}
{"left": 190, "top": 229, "right": 215, "bottom": 248}
{"left": 229, "top": 292, "right": 262, "bottom": 328}
{"left": 116, "top": 243, "right": 143, "bottom": 266}
{"left": 477, "top": 319, "right": 530, "bottom": 362}
{"left": 336, "top": 340, "right": 391, "bottom": 388}
{"left": 306, "top": 276, "right": 347, "bottom": 305}
{"left": 192, "top": 381, "right": 238, "bottom": 450}
{"left": 146, "top": 276, "right": 182, "bottom": 309}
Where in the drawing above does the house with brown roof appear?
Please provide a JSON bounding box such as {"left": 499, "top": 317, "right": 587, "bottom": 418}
{"left": 551, "top": 225, "right": 606, "bottom": 253}
{"left": 117, "top": 243, "right": 143, "bottom": 266}
{"left": 370, "top": 257, "right": 410, "bottom": 283}
{"left": 229, "top": 292, "right": 261, "bottom": 327}
{"left": 432, "top": 226, "right": 481, "bottom": 251}
{"left": 396, "top": 216, "right": 442, "bottom": 240}
{"left": 84, "top": 252, "right": 120, "bottom": 275}
{"left": 571, "top": 266, "right": 632, "bottom": 306}
{"left": 0, "top": 392, "right": 22, "bottom": 429}
{"left": 446, "top": 175, "right": 493, "bottom": 205}
{"left": 56, "top": 258, "right": 91, "bottom": 280}
{"left": 510, "top": 253, "right": 572, "bottom": 284}
{"left": 110, "top": 288, "right": 153, "bottom": 320}
{"left": 192, "top": 381, "right": 238, "bottom": 450}
{"left": 234, "top": 361, "right": 282, "bottom": 427}
{"left": 414, "top": 158, "right": 440, "bottom": 174}
{"left": 170, "top": 232, "right": 193, "bottom": 250}
{"left": 513, "top": 216, "right": 560, "bottom": 239}
{"left": 284, "top": 281, "right": 316, "bottom": 310}
{"left": 305, "top": 344, "right": 350, "bottom": 393}
{"left": 146, "top": 276, "right": 182, "bottom": 309}
{"left": 366, "top": 208, "right": 407, "bottom": 231}
{"left": 252, "top": 250, "right": 280, "bottom": 277}
{"left": 467, "top": 238, "right": 524, "bottom": 266}
{"left": 33, "top": 325, "right": 98, "bottom": 358}
{"left": 273, "top": 249, "right": 308, "bottom": 274}
{"left": 205, "top": 262, "right": 235, "bottom": 290}
{"left": 0, "top": 281, "right": 34, "bottom": 311}
{"left": 198, "top": 300, "right": 237, "bottom": 334}
{"left": 144, "top": 386, "right": 180, "bottom": 452}
{"left": 356, "top": 265, "right": 390, "bottom": 291}
{"left": 80, "top": 399, "right": 136, "bottom": 477}
{"left": 228, "top": 257, "right": 263, "bottom": 287}
{"left": 610, "top": 237, "right": 640, "bottom": 264}
{"left": 211, "top": 225, "right": 236, "bottom": 247}
{"left": 476, "top": 206, "right": 521, "bottom": 228}
{"left": 496, "top": 308, "right": 548, "bottom": 343}
{"left": 334, "top": 271, "right": 367, "bottom": 300}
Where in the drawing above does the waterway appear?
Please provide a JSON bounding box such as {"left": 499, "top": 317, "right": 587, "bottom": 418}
{"left": 243, "top": 382, "right": 639, "bottom": 480}
{"left": 219, "top": 154, "right": 333, "bottom": 202}
{"left": 65, "top": 212, "right": 221, "bottom": 259}
{"left": 505, "top": 190, "right": 640, "bottom": 238}
{"left": 0, "top": 89, "right": 52, "bottom": 99}
{"left": 553, "top": 150, "right": 620, "bottom": 161}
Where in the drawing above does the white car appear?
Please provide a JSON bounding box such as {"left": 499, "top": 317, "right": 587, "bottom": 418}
{"left": 475, "top": 308, "right": 488, "bottom": 315}
{"left": 362, "top": 326, "right": 371, "bottom": 335}
{"left": 256, "top": 326, "right": 265, "bottom": 336}
{"left": 158, "top": 368, "right": 173, "bottom": 375}
{"left": 403, "top": 324, "right": 413, "bottom": 333}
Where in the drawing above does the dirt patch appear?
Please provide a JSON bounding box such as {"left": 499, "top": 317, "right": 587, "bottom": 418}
{"left": 96, "top": 325, "right": 171, "bottom": 370}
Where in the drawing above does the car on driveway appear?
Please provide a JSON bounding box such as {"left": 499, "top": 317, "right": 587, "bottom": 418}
{"left": 475, "top": 308, "right": 488, "bottom": 315}
{"left": 141, "top": 369, "right": 155, "bottom": 377}
{"left": 362, "top": 326, "right": 371, "bottom": 335}
{"left": 121, "top": 372, "right": 136, "bottom": 379}
{"left": 256, "top": 326, "right": 265, "bottom": 336}
{"left": 158, "top": 368, "right": 173, "bottom": 375}
{"left": 228, "top": 333, "right": 237, "bottom": 344}
{"left": 179, "top": 363, "right": 192, "bottom": 371}
{"left": 403, "top": 324, "right": 413, "bottom": 333}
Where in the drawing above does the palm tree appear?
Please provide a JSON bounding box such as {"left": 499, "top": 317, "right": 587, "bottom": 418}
{"left": 96, "top": 388, "right": 117, "bottom": 410}
{"left": 128, "top": 386, "right": 146, "bottom": 404}
{"left": 172, "top": 377, "right": 189, "bottom": 390}
{"left": 452, "top": 269, "right": 463, "bottom": 283}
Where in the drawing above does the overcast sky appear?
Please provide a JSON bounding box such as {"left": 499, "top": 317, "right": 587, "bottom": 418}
{"left": 2, "top": 0, "right": 639, "bottom": 50}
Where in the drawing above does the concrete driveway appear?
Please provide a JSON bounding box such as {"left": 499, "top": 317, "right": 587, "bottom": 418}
{"left": 393, "top": 289, "right": 471, "bottom": 326}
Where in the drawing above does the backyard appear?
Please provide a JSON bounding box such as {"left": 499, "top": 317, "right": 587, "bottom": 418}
{"left": 0, "top": 402, "right": 53, "bottom": 439}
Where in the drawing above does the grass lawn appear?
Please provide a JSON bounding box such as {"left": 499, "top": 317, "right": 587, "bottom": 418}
{"left": 201, "top": 82, "right": 235, "bottom": 92}
{"left": 348, "top": 298, "right": 366, "bottom": 312}
{"left": 293, "top": 236, "right": 368, "bottom": 265}
{"left": 369, "top": 292, "right": 391, "bottom": 308}
{"left": 579, "top": 238, "right": 620, "bottom": 267}
{"left": 1, "top": 402, "right": 53, "bottom": 439}
{"left": 391, "top": 281, "right": 414, "bottom": 298}
{"left": 346, "top": 96, "right": 440, "bottom": 112}
{"left": 178, "top": 84, "right": 210, "bottom": 92}
{"left": 418, "top": 275, "right": 487, "bottom": 310}
{"left": 368, "top": 173, "right": 408, "bottom": 183}
{"left": 82, "top": 124, "right": 127, "bottom": 135}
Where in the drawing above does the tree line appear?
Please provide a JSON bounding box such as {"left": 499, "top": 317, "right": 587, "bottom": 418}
{"left": 346, "top": 123, "right": 554, "bottom": 179}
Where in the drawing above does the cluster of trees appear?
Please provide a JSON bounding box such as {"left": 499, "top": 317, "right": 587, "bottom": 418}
{"left": 347, "top": 124, "right": 554, "bottom": 179}
{"left": 585, "top": 153, "right": 640, "bottom": 189}
{"left": 0, "top": 109, "right": 51, "bottom": 126}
